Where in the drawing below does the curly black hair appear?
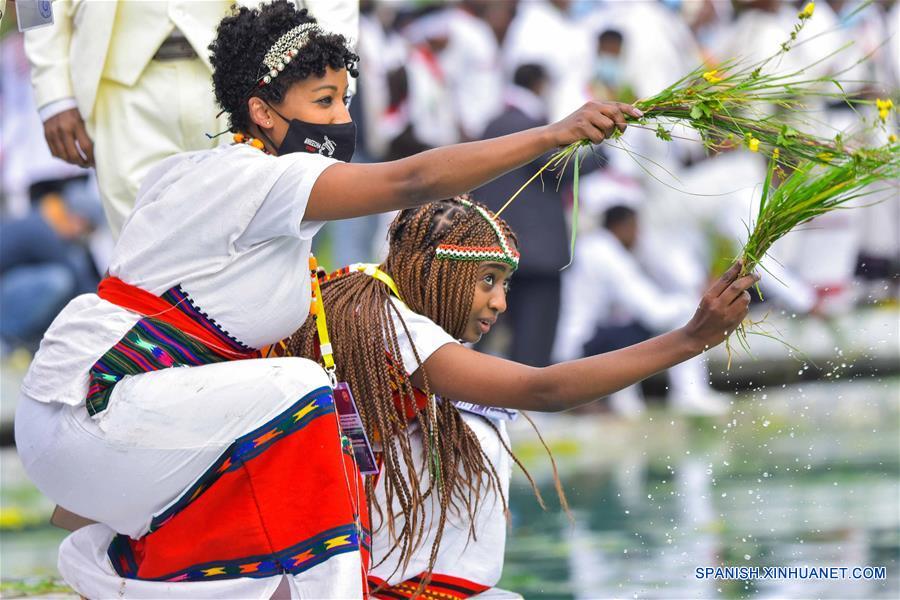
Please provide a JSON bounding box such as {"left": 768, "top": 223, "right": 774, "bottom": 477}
{"left": 209, "top": 1, "right": 359, "bottom": 133}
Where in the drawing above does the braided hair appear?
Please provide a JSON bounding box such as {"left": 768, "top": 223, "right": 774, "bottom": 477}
{"left": 209, "top": 0, "right": 359, "bottom": 134}
{"left": 287, "top": 197, "right": 560, "bottom": 586}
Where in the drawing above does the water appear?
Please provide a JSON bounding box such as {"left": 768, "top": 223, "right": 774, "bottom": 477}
{"left": 499, "top": 378, "right": 900, "bottom": 598}
{"left": 2, "top": 379, "right": 898, "bottom": 598}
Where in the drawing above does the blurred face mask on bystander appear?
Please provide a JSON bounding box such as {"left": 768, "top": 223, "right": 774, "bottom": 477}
{"left": 594, "top": 54, "right": 623, "bottom": 88}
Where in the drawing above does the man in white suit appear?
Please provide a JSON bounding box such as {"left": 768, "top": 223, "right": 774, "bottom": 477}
{"left": 26, "top": 0, "right": 357, "bottom": 237}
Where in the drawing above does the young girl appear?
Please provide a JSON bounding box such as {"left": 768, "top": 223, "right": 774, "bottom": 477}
{"left": 289, "top": 196, "right": 757, "bottom": 598}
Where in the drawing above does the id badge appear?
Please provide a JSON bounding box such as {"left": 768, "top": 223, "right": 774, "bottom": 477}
{"left": 333, "top": 382, "right": 379, "bottom": 475}
{"left": 453, "top": 401, "right": 519, "bottom": 422}
{"left": 16, "top": 0, "right": 54, "bottom": 31}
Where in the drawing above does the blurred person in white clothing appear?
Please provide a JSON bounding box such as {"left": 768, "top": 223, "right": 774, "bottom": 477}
{"left": 1, "top": 29, "right": 86, "bottom": 217}
{"left": 554, "top": 204, "right": 729, "bottom": 417}
{"left": 366, "top": 8, "right": 465, "bottom": 260}
{"left": 585, "top": 2, "right": 705, "bottom": 235}
{"left": 503, "top": 0, "right": 593, "bottom": 122}
{"left": 824, "top": 0, "right": 900, "bottom": 303}
{"left": 0, "top": 25, "right": 110, "bottom": 354}
{"left": 402, "top": 10, "right": 461, "bottom": 148}
{"left": 588, "top": 28, "right": 637, "bottom": 105}
{"left": 442, "top": 0, "right": 506, "bottom": 140}
{"left": 25, "top": 0, "right": 358, "bottom": 237}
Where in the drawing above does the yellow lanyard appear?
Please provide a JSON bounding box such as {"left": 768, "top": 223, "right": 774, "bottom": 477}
{"left": 309, "top": 259, "right": 403, "bottom": 386}
{"left": 309, "top": 255, "right": 336, "bottom": 385}
{"left": 316, "top": 261, "right": 442, "bottom": 481}
{"left": 349, "top": 263, "right": 403, "bottom": 302}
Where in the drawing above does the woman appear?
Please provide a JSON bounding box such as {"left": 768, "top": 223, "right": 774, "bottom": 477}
{"left": 14, "top": 2, "right": 639, "bottom": 599}
{"left": 288, "top": 197, "right": 757, "bottom": 598}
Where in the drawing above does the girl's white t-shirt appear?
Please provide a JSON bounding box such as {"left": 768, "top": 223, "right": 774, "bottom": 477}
{"left": 388, "top": 297, "right": 458, "bottom": 376}
{"left": 23, "top": 144, "right": 337, "bottom": 406}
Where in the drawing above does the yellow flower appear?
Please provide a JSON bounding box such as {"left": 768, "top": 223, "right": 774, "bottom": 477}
{"left": 890, "top": 134, "right": 898, "bottom": 144}
{"left": 748, "top": 137, "right": 760, "bottom": 152}
{"left": 798, "top": 2, "right": 815, "bottom": 19}
{"left": 772, "top": 148, "right": 780, "bottom": 160}
{"left": 702, "top": 70, "right": 723, "bottom": 84}
{"left": 817, "top": 151, "right": 834, "bottom": 162}
{"left": 876, "top": 98, "right": 894, "bottom": 122}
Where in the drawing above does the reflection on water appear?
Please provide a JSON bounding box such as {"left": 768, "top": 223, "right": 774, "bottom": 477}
{"left": 500, "top": 378, "right": 900, "bottom": 599}
{"left": 2, "top": 379, "right": 898, "bottom": 599}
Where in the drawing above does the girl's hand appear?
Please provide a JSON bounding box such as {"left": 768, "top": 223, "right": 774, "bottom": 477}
{"left": 683, "top": 262, "right": 759, "bottom": 351}
{"left": 545, "top": 101, "right": 643, "bottom": 147}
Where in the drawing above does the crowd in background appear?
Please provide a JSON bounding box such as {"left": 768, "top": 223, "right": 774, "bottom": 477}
{"left": 2, "top": 0, "right": 898, "bottom": 417}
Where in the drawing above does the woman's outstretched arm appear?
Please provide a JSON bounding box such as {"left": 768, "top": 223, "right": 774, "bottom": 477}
{"left": 414, "top": 264, "right": 757, "bottom": 412}
{"left": 305, "top": 101, "right": 641, "bottom": 220}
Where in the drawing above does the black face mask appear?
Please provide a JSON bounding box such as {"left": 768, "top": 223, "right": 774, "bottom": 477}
{"left": 266, "top": 103, "right": 357, "bottom": 162}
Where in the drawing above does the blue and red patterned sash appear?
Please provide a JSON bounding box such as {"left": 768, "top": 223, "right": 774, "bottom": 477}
{"left": 87, "top": 277, "right": 261, "bottom": 415}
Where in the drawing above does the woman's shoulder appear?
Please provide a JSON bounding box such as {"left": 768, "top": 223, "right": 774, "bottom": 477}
{"left": 144, "top": 144, "right": 264, "bottom": 180}
{"left": 386, "top": 297, "right": 458, "bottom": 365}
{"left": 133, "top": 145, "right": 269, "bottom": 207}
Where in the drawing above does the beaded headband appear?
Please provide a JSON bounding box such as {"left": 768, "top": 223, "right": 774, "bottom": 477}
{"left": 258, "top": 23, "right": 320, "bottom": 86}
{"left": 435, "top": 199, "right": 520, "bottom": 269}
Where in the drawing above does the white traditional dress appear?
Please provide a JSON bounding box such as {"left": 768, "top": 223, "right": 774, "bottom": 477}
{"left": 15, "top": 143, "right": 370, "bottom": 599}
{"left": 365, "top": 298, "right": 514, "bottom": 598}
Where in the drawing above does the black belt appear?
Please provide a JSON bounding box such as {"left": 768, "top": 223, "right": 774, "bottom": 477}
{"left": 153, "top": 33, "right": 197, "bottom": 61}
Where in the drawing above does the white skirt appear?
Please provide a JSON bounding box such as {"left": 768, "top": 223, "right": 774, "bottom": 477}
{"left": 369, "top": 413, "right": 512, "bottom": 592}
{"left": 16, "top": 357, "right": 366, "bottom": 599}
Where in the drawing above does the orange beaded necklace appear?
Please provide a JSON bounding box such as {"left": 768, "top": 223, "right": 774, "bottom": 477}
{"left": 232, "top": 132, "right": 268, "bottom": 153}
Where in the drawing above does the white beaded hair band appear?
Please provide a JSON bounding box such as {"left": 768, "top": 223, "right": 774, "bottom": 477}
{"left": 258, "top": 23, "right": 320, "bottom": 87}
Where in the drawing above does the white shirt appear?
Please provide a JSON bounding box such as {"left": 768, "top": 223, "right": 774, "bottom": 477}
{"left": 553, "top": 228, "right": 695, "bottom": 363}
{"left": 23, "top": 144, "right": 336, "bottom": 406}
{"left": 388, "top": 297, "right": 458, "bottom": 376}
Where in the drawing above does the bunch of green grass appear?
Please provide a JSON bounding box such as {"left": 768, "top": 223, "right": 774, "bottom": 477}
{"left": 740, "top": 144, "right": 899, "bottom": 277}
{"left": 622, "top": 0, "right": 887, "bottom": 168}
{"left": 726, "top": 140, "right": 900, "bottom": 361}
{"left": 629, "top": 52, "right": 895, "bottom": 169}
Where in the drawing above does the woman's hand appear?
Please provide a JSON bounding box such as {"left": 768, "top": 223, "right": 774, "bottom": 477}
{"left": 545, "top": 101, "right": 643, "bottom": 147}
{"left": 682, "top": 262, "right": 759, "bottom": 351}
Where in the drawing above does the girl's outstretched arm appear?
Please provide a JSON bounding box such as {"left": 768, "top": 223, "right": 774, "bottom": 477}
{"left": 305, "top": 101, "right": 641, "bottom": 220}
{"left": 414, "top": 263, "right": 757, "bottom": 412}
